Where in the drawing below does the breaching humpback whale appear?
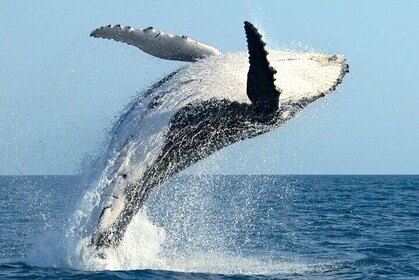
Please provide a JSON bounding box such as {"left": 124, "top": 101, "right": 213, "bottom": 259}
{"left": 88, "top": 21, "right": 348, "bottom": 251}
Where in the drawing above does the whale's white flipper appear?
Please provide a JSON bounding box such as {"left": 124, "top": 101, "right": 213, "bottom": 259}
{"left": 90, "top": 24, "right": 222, "bottom": 62}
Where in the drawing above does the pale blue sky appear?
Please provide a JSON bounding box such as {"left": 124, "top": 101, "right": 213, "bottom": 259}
{"left": 0, "top": 1, "right": 418, "bottom": 175}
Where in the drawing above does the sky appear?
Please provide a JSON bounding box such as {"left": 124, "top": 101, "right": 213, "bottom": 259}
{"left": 0, "top": 0, "right": 418, "bottom": 175}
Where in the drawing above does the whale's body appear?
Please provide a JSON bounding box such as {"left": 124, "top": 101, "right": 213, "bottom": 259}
{"left": 87, "top": 23, "right": 348, "bottom": 251}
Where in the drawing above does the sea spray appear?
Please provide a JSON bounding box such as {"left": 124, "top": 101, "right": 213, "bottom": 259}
{"left": 69, "top": 49, "right": 347, "bottom": 253}
{"left": 24, "top": 49, "right": 347, "bottom": 274}
{"left": 23, "top": 173, "right": 347, "bottom": 276}
{"left": 74, "top": 210, "right": 166, "bottom": 271}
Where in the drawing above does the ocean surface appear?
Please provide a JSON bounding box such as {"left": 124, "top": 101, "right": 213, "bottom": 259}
{"left": 0, "top": 175, "right": 417, "bottom": 279}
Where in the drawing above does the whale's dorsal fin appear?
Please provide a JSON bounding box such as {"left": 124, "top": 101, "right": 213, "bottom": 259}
{"left": 90, "top": 24, "right": 221, "bottom": 62}
{"left": 244, "top": 21, "right": 281, "bottom": 113}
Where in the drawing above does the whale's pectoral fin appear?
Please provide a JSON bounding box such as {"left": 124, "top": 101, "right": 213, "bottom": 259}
{"left": 244, "top": 21, "right": 281, "bottom": 114}
{"left": 90, "top": 24, "right": 221, "bottom": 62}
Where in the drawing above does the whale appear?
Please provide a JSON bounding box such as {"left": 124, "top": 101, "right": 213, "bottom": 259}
{"left": 87, "top": 21, "right": 349, "bottom": 251}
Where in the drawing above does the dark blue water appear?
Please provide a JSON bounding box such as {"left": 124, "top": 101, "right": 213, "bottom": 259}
{"left": 0, "top": 175, "right": 418, "bottom": 279}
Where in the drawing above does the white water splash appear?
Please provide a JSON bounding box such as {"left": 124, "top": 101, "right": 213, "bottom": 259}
{"left": 26, "top": 48, "right": 346, "bottom": 276}
{"left": 26, "top": 173, "right": 339, "bottom": 276}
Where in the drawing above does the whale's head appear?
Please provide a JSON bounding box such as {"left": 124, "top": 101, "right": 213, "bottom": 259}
{"left": 243, "top": 21, "right": 348, "bottom": 117}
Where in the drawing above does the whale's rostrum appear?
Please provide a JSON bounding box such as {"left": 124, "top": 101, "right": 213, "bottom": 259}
{"left": 87, "top": 21, "right": 348, "bottom": 252}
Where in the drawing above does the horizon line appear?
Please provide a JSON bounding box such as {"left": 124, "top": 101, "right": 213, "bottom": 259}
{"left": 0, "top": 173, "right": 418, "bottom": 177}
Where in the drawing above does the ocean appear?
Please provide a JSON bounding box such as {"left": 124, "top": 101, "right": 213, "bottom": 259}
{"left": 0, "top": 175, "right": 417, "bottom": 279}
